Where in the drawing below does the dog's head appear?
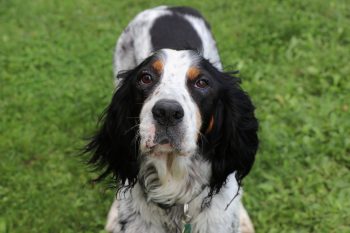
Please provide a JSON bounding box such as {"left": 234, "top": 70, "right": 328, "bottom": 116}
{"left": 86, "top": 49, "right": 258, "bottom": 196}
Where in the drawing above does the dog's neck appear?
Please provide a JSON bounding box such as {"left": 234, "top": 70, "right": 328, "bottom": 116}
{"left": 130, "top": 182, "right": 210, "bottom": 232}
{"left": 138, "top": 153, "right": 211, "bottom": 207}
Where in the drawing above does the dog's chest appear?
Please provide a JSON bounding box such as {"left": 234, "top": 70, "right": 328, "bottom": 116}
{"left": 162, "top": 206, "right": 186, "bottom": 232}
{"left": 116, "top": 195, "right": 187, "bottom": 233}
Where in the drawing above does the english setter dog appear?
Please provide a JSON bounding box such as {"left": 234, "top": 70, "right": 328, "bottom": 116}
{"left": 85, "top": 6, "right": 258, "bottom": 233}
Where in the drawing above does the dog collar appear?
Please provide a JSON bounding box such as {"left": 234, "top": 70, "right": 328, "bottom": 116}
{"left": 182, "top": 203, "right": 192, "bottom": 233}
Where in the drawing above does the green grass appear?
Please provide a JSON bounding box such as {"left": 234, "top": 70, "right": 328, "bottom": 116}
{"left": 1, "top": 0, "right": 349, "bottom": 232}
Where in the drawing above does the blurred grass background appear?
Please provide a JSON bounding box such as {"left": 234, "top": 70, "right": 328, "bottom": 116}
{"left": 1, "top": 0, "right": 349, "bottom": 232}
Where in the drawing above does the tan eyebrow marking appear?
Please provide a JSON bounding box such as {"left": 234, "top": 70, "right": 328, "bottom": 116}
{"left": 151, "top": 59, "right": 163, "bottom": 74}
{"left": 187, "top": 67, "right": 201, "bottom": 80}
{"left": 205, "top": 115, "right": 214, "bottom": 134}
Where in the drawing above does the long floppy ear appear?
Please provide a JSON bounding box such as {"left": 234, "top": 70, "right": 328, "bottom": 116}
{"left": 84, "top": 69, "right": 141, "bottom": 186}
{"left": 208, "top": 72, "right": 259, "bottom": 193}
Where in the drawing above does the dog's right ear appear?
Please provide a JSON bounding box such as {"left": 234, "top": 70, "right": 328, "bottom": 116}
{"left": 84, "top": 69, "right": 142, "bottom": 186}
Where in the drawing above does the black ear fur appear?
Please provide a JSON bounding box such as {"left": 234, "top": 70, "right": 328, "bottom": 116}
{"left": 84, "top": 70, "right": 142, "bottom": 186}
{"left": 207, "top": 72, "right": 259, "bottom": 194}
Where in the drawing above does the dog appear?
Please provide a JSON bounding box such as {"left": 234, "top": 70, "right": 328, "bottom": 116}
{"left": 85, "top": 6, "right": 258, "bottom": 233}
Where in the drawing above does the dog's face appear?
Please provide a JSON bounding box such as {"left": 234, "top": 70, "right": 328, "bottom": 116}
{"left": 86, "top": 49, "right": 258, "bottom": 197}
{"left": 138, "top": 49, "right": 217, "bottom": 158}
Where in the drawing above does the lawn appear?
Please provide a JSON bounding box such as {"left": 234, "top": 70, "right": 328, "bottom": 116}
{"left": 1, "top": 0, "right": 349, "bottom": 232}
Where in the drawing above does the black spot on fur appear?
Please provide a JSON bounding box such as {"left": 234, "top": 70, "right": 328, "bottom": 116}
{"left": 168, "top": 6, "right": 211, "bottom": 29}
{"left": 119, "top": 220, "right": 128, "bottom": 231}
{"left": 150, "top": 14, "right": 203, "bottom": 51}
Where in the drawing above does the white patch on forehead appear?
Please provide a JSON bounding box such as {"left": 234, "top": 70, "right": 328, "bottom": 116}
{"left": 159, "top": 49, "right": 193, "bottom": 93}
{"left": 153, "top": 49, "right": 201, "bottom": 99}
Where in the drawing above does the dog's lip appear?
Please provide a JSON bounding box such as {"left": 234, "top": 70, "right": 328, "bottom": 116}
{"left": 158, "top": 138, "right": 170, "bottom": 145}
{"left": 150, "top": 143, "right": 173, "bottom": 150}
{"left": 144, "top": 142, "right": 187, "bottom": 157}
{"left": 145, "top": 139, "right": 173, "bottom": 149}
{"left": 146, "top": 140, "right": 156, "bottom": 148}
{"left": 148, "top": 143, "right": 180, "bottom": 155}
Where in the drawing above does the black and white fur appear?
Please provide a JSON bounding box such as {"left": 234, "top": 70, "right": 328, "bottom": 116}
{"left": 85, "top": 6, "right": 258, "bottom": 233}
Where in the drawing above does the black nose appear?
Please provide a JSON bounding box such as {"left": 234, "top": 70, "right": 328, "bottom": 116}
{"left": 152, "top": 99, "right": 184, "bottom": 126}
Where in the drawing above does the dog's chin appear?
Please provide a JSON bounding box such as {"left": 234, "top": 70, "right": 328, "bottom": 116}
{"left": 146, "top": 143, "right": 186, "bottom": 158}
{"left": 152, "top": 143, "right": 174, "bottom": 154}
{"left": 140, "top": 125, "right": 197, "bottom": 157}
{"left": 141, "top": 137, "right": 188, "bottom": 157}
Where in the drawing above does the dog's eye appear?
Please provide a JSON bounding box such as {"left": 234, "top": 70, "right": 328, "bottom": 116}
{"left": 139, "top": 73, "right": 153, "bottom": 85}
{"left": 195, "top": 78, "right": 209, "bottom": 89}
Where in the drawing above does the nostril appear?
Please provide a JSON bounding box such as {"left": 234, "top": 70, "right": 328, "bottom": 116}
{"left": 152, "top": 108, "right": 165, "bottom": 118}
{"left": 173, "top": 109, "right": 184, "bottom": 120}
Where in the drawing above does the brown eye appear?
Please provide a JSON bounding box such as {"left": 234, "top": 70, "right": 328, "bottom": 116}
{"left": 195, "top": 79, "right": 209, "bottom": 89}
{"left": 139, "top": 73, "right": 153, "bottom": 85}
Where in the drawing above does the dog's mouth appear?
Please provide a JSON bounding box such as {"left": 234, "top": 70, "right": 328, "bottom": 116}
{"left": 145, "top": 126, "right": 183, "bottom": 155}
{"left": 156, "top": 136, "right": 171, "bottom": 145}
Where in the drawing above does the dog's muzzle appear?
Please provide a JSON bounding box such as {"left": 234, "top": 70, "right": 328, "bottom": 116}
{"left": 150, "top": 99, "right": 185, "bottom": 150}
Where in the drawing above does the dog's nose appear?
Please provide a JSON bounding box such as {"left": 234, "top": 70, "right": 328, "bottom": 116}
{"left": 152, "top": 99, "right": 184, "bottom": 126}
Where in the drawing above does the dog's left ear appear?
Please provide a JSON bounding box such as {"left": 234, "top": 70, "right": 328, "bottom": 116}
{"left": 84, "top": 69, "right": 141, "bottom": 186}
{"left": 207, "top": 72, "right": 259, "bottom": 193}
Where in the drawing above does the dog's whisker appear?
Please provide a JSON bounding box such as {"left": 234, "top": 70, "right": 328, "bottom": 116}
{"left": 123, "top": 123, "right": 140, "bottom": 135}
